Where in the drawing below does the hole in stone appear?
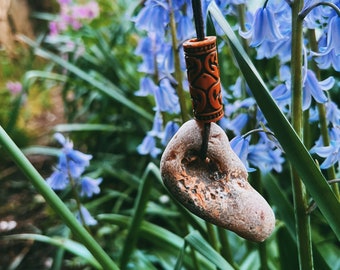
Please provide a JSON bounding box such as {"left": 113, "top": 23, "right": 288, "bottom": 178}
{"left": 181, "top": 149, "right": 225, "bottom": 183}
{"left": 210, "top": 193, "right": 216, "bottom": 199}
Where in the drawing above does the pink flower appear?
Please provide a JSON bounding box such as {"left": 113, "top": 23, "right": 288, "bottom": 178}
{"left": 6, "top": 81, "right": 22, "bottom": 95}
{"left": 72, "top": 2, "right": 99, "bottom": 20}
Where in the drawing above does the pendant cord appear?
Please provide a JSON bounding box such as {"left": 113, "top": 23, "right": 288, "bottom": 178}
{"left": 191, "top": 0, "right": 210, "bottom": 159}
{"left": 192, "top": 0, "right": 205, "bottom": 40}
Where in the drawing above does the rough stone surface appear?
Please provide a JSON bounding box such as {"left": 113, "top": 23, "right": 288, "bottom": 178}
{"left": 160, "top": 120, "right": 275, "bottom": 242}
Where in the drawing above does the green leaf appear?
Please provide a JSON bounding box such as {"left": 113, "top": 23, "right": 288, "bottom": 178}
{"left": 184, "top": 231, "right": 234, "bottom": 270}
{"left": 2, "top": 234, "right": 101, "bottom": 269}
{"left": 19, "top": 35, "right": 153, "bottom": 122}
{"left": 97, "top": 213, "right": 184, "bottom": 251}
{"left": 53, "top": 123, "right": 125, "bottom": 132}
{"left": 22, "top": 146, "right": 61, "bottom": 157}
{"left": 208, "top": 1, "right": 340, "bottom": 240}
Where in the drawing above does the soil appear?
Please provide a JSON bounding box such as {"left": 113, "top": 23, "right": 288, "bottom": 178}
{"left": 0, "top": 87, "right": 70, "bottom": 269}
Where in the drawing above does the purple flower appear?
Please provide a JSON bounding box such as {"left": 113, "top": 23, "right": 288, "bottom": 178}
{"left": 319, "top": 15, "right": 340, "bottom": 56}
{"left": 46, "top": 170, "right": 69, "bottom": 190}
{"left": 313, "top": 34, "right": 340, "bottom": 71}
{"left": 80, "top": 177, "right": 102, "bottom": 197}
{"left": 302, "top": 69, "right": 333, "bottom": 110}
{"left": 248, "top": 143, "right": 284, "bottom": 174}
{"left": 6, "top": 81, "right": 22, "bottom": 95}
{"left": 162, "top": 121, "right": 179, "bottom": 146}
{"left": 240, "top": 6, "right": 283, "bottom": 47}
{"left": 137, "top": 134, "right": 161, "bottom": 158}
{"left": 312, "top": 140, "right": 340, "bottom": 169}
{"left": 48, "top": 0, "right": 99, "bottom": 36}
{"left": 154, "top": 78, "right": 180, "bottom": 114}
{"left": 176, "top": 13, "right": 195, "bottom": 41}
{"left": 148, "top": 111, "right": 163, "bottom": 138}
{"left": 271, "top": 83, "right": 291, "bottom": 111}
{"left": 72, "top": 2, "right": 99, "bottom": 20}
{"left": 227, "top": 113, "right": 248, "bottom": 136}
{"left": 57, "top": 0, "right": 71, "bottom": 5}
{"left": 135, "top": 77, "right": 158, "bottom": 97}
{"left": 55, "top": 133, "right": 92, "bottom": 169}
{"left": 135, "top": 35, "right": 157, "bottom": 74}
{"left": 230, "top": 136, "right": 255, "bottom": 172}
{"left": 47, "top": 133, "right": 93, "bottom": 190}
{"left": 76, "top": 205, "right": 97, "bottom": 226}
{"left": 133, "top": 0, "right": 170, "bottom": 38}
{"left": 325, "top": 101, "right": 340, "bottom": 125}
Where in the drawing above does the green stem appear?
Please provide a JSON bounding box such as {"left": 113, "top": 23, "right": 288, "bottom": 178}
{"left": 168, "top": 0, "right": 190, "bottom": 123}
{"left": 119, "top": 163, "right": 154, "bottom": 269}
{"left": 307, "top": 29, "right": 340, "bottom": 199}
{"left": 206, "top": 222, "right": 219, "bottom": 252}
{"left": 68, "top": 173, "right": 90, "bottom": 232}
{"left": 0, "top": 125, "right": 118, "bottom": 270}
{"left": 217, "top": 227, "right": 239, "bottom": 270}
{"left": 291, "top": 1, "right": 314, "bottom": 269}
{"left": 250, "top": 170, "right": 270, "bottom": 270}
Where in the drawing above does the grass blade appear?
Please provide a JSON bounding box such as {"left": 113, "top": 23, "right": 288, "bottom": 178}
{"left": 19, "top": 35, "right": 153, "bottom": 122}
{"left": 185, "top": 231, "right": 234, "bottom": 270}
{"left": 2, "top": 234, "right": 101, "bottom": 269}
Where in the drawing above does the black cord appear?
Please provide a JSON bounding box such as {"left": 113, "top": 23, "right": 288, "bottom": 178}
{"left": 191, "top": 0, "right": 210, "bottom": 160}
{"left": 191, "top": 0, "right": 205, "bottom": 40}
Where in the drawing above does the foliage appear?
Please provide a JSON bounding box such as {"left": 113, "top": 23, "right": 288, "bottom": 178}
{"left": 1, "top": 0, "right": 340, "bottom": 269}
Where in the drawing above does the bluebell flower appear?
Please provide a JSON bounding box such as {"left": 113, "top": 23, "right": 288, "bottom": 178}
{"left": 302, "top": 0, "right": 333, "bottom": 29}
{"left": 133, "top": 0, "right": 170, "bottom": 38}
{"left": 162, "top": 121, "right": 179, "bottom": 146}
{"left": 302, "top": 69, "right": 333, "bottom": 110}
{"left": 312, "top": 16, "right": 340, "bottom": 71}
{"left": 55, "top": 133, "right": 92, "bottom": 168}
{"left": 135, "top": 77, "right": 158, "bottom": 97}
{"left": 137, "top": 134, "right": 162, "bottom": 158}
{"left": 46, "top": 170, "right": 69, "bottom": 190}
{"left": 76, "top": 205, "right": 97, "bottom": 226}
{"left": 310, "top": 100, "right": 340, "bottom": 125}
{"left": 47, "top": 133, "right": 93, "bottom": 190}
{"left": 230, "top": 136, "right": 255, "bottom": 172}
{"left": 154, "top": 78, "right": 180, "bottom": 113}
{"left": 314, "top": 47, "right": 340, "bottom": 71}
{"left": 175, "top": 12, "right": 195, "bottom": 41}
{"left": 248, "top": 143, "right": 284, "bottom": 174}
{"left": 325, "top": 100, "right": 340, "bottom": 125}
{"left": 227, "top": 113, "right": 248, "bottom": 136}
{"left": 311, "top": 127, "right": 340, "bottom": 150}
{"left": 148, "top": 111, "right": 163, "bottom": 138}
{"left": 271, "top": 83, "right": 291, "bottom": 111}
{"left": 313, "top": 34, "right": 340, "bottom": 71}
{"left": 135, "top": 35, "right": 158, "bottom": 74}
{"left": 240, "top": 6, "right": 283, "bottom": 47}
{"left": 80, "top": 177, "right": 102, "bottom": 197}
{"left": 319, "top": 15, "right": 340, "bottom": 55}
{"left": 312, "top": 140, "right": 340, "bottom": 169}
{"left": 229, "top": 76, "right": 245, "bottom": 98}
{"left": 157, "top": 42, "right": 175, "bottom": 74}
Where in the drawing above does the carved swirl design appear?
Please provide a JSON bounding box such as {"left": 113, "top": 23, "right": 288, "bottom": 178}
{"left": 183, "top": 36, "right": 224, "bottom": 123}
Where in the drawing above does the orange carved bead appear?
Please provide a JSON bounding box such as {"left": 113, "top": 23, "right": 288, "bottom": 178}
{"left": 183, "top": 36, "right": 224, "bottom": 123}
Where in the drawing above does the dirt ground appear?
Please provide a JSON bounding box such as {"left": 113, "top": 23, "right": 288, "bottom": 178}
{"left": 0, "top": 87, "right": 68, "bottom": 269}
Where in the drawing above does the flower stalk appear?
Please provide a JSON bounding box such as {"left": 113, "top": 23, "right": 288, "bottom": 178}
{"left": 290, "top": 0, "right": 314, "bottom": 269}
{"left": 168, "top": 0, "right": 190, "bottom": 123}
{"left": 307, "top": 29, "right": 339, "bottom": 199}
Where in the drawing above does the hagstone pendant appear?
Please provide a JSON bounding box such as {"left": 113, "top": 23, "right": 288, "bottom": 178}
{"left": 160, "top": 120, "right": 275, "bottom": 242}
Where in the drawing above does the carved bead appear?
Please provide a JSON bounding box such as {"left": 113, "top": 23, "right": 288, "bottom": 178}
{"left": 183, "top": 36, "right": 224, "bottom": 123}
